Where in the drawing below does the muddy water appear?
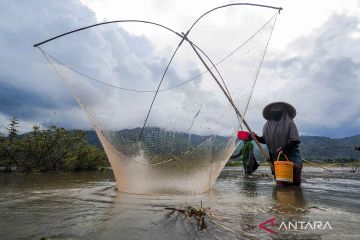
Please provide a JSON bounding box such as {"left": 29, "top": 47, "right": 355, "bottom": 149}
{"left": 0, "top": 167, "right": 359, "bottom": 240}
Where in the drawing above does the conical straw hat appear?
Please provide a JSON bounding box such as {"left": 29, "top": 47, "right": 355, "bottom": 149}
{"left": 262, "top": 102, "right": 296, "bottom": 120}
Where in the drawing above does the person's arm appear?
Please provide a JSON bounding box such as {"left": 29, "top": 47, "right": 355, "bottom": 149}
{"left": 254, "top": 134, "right": 266, "bottom": 144}
{"left": 230, "top": 148, "right": 243, "bottom": 159}
{"left": 249, "top": 131, "right": 266, "bottom": 144}
{"left": 281, "top": 140, "right": 300, "bottom": 154}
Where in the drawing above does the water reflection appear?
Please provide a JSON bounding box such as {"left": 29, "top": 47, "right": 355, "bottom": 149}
{"left": 242, "top": 176, "right": 258, "bottom": 197}
{"left": 272, "top": 185, "right": 307, "bottom": 215}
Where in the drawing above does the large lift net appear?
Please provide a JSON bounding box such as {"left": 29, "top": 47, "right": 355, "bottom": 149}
{"left": 35, "top": 4, "right": 281, "bottom": 194}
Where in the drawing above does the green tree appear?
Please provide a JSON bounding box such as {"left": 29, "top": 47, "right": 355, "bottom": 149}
{"left": 0, "top": 118, "right": 109, "bottom": 172}
{"left": 0, "top": 117, "right": 21, "bottom": 171}
{"left": 6, "top": 116, "right": 19, "bottom": 143}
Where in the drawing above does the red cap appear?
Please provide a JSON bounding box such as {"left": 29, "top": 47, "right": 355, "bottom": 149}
{"left": 237, "top": 131, "right": 250, "bottom": 140}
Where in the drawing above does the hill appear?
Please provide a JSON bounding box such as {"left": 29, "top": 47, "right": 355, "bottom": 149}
{"left": 299, "top": 134, "right": 360, "bottom": 161}
{"left": 15, "top": 129, "right": 360, "bottom": 162}
{"left": 83, "top": 130, "right": 360, "bottom": 162}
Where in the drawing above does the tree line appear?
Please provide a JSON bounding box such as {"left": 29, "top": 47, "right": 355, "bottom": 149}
{"left": 0, "top": 117, "right": 109, "bottom": 172}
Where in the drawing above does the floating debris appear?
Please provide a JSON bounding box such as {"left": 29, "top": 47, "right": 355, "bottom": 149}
{"left": 164, "top": 201, "right": 237, "bottom": 233}
{"left": 349, "top": 166, "right": 359, "bottom": 173}
{"left": 165, "top": 202, "right": 209, "bottom": 230}
{"left": 246, "top": 173, "right": 273, "bottom": 180}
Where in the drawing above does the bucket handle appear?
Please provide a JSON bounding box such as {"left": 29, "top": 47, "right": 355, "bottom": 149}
{"left": 276, "top": 151, "right": 290, "bottom": 162}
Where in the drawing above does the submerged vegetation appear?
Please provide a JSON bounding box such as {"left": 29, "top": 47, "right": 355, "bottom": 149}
{"left": 165, "top": 205, "right": 208, "bottom": 230}
{"left": 0, "top": 117, "right": 109, "bottom": 172}
{"left": 164, "top": 202, "right": 237, "bottom": 234}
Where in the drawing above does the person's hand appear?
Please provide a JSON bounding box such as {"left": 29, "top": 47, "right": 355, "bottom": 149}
{"left": 250, "top": 132, "right": 257, "bottom": 139}
{"left": 276, "top": 146, "right": 283, "bottom": 153}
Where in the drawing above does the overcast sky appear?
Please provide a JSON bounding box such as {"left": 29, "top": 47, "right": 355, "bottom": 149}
{"left": 0, "top": 0, "right": 359, "bottom": 138}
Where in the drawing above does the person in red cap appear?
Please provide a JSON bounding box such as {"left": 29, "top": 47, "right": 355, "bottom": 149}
{"left": 230, "top": 135, "right": 259, "bottom": 175}
{"left": 253, "top": 102, "right": 303, "bottom": 185}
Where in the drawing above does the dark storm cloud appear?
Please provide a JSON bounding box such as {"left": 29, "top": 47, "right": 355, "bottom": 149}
{"left": 261, "top": 14, "right": 360, "bottom": 137}
{"left": 0, "top": 0, "right": 208, "bottom": 133}
{"left": 0, "top": 76, "right": 78, "bottom": 119}
{"left": 0, "top": 0, "right": 98, "bottom": 128}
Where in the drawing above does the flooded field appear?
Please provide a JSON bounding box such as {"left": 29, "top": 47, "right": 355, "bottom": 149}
{"left": 0, "top": 166, "right": 359, "bottom": 239}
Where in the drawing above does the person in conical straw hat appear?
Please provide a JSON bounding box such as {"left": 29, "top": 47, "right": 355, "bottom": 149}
{"left": 253, "top": 102, "right": 303, "bottom": 185}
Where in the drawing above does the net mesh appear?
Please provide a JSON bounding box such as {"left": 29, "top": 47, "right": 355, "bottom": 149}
{"left": 38, "top": 9, "right": 278, "bottom": 194}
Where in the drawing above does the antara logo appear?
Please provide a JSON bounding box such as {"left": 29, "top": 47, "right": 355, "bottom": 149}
{"left": 279, "top": 221, "right": 332, "bottom": 231}
{"left": 259, "top": 217, "right": 277, "bottom": 234}
{"left": 259, "top": 217, "right": 332, "bottom": 235}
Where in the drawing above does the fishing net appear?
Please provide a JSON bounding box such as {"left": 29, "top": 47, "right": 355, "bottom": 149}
{"left": 37, "top": 5, "right": 280, "bottom": 194}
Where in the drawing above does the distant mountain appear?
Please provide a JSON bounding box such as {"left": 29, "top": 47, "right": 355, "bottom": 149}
{"left": 299, "top": 134, "right": 360, "bottom": 161}
{"left": 83, "top": 130, "right": 101, "bottom": 147}
{"left": 12, "top": 126, "right": 360, "bottom": 162}
{"left": 82, "top": 128, "right": 229, "bottom": 160}
{"left": 63, "top": 130, "right": 360, "bottom": 162}
{"left": 248, "top": 134, "right": 360, "bottom": 162}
